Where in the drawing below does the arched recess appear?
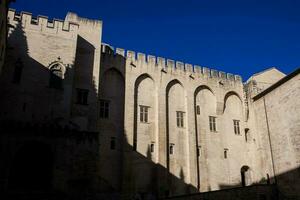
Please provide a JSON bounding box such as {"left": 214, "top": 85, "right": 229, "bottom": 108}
{"left": 241, "top": 165, "right": 251, "bottom": 186}
{"left": 223, "top": 91, "right": 243, "bottom": 114}
{"left": 133, "top": 73, "right": 156, "bottom": 154}
{"left": 9, "top": 141, "right": 53, "bottom": 190}
{"left": 101, "top": 68, "right": 125, "bottom": 125}
{"left": 48, "top": 62, "right": 66, "bottom": 89}
{"left": 193, "top": 85, "right": 216, "bottom": 190}
{"left": 133, "top": 73, "right": 156, "bottom": 192}
{"left": 99, "top": 67, "right": 125, "bottom": 191}
{"left": 166, "top": 79, "right": 188, "bottom": 195}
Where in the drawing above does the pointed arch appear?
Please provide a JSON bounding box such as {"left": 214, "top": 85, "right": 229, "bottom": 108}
{"left": 102, "top": 67, "right": 125, "bottom": 82}
{"left": 165, "top": 79, "right": 185, "bottom": 171}
{"left": 193, "top": 85, "right": 214, "bottom": 190}
{"left": 223, "top": 91, "right": 243, "bottom": 113}
{"left": 133, "top": 73, "right": 155, "bottom": 151}
{"left": 48, "top": 62, "right": 65, "bottom": 89}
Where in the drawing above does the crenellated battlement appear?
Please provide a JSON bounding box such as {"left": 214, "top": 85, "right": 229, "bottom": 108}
{"left": 101, "top": 44, "right": 242, "bottom": 83}
{"left": 8, "top": 9, "right": 79, "bottom": 34}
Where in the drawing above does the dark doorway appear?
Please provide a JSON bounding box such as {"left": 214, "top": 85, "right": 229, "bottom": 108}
{"left": 9, "top": 141, "right": 53, "bottom": 190}
{"left": 241, "top": 165, "right": 250, "bottom": 187}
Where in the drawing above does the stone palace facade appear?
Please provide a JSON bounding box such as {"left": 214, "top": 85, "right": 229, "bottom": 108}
{"left": 0, "top": 9, "right": 299, "bottom": 200}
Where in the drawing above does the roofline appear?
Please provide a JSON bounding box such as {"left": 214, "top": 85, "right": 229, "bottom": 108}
{"left": 253, "top": 67, "right": 300, "bottom": 101}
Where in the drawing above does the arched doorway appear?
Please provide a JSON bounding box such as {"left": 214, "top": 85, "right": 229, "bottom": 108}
{"left": 9, "top": 141, "right": 53, "bottom": 190}
{"left": 241, "top": 165, "right": 251, "bottom": 187}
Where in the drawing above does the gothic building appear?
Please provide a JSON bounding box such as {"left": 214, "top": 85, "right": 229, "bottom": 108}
{"left": 0, "top": 9, "right": 299, "bottom": 200}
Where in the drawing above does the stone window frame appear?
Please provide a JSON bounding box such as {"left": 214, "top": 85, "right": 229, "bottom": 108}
{"left": 176, "top": 111, "right": 185, "bottom": 128}
{"left": 139, "top": 105, "right": 150, "bottom": 123}
{"left": 99, "top": 99, "right": 110, "bottom": 118}
{"left": 209, "top": 116, "right": 217, "bottom": 132}
{"left": 233, "top": 119, "right": 241, "bottom": 135}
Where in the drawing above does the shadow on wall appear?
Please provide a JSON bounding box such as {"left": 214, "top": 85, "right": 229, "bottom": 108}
{"left": 0, "top": 19, "right": 101, "bottom": 200}
{"left": 0, "top": 19, "right": 299, "bottom": 200}
{"left": 0, "top": 19, "right": 198, "bottom": 200}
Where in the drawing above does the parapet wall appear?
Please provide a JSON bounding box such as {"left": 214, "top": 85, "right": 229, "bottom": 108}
{"left": 8, "top": 9, "right": 79, "bottom": 35}
{"left": 101, "top": 44, "right": 242, "bottom": 83}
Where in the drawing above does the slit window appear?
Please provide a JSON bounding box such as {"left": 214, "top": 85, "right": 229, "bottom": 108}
{"left": 110, "top": 137, "right": 116, "bottom": 150}
{"left": 245, "top": 128, "right": 249, "bottom": 142}
{"left": 140, "top": 105, "right": 149, "bottom": 123}
{"left": 233, "top": 120, "right": 240, "bottom": 135}
{"left": 150, "top": 143, "right": 154, "bottom": 153}
{"left": 100, "top": 100, "right": 110, "bottom": 118}
{"left": 169, "top": 143, "right": 175, "bottom": 155}
{"left": 224, "top": 148, "right": 228, "bottom": 159}
{"left": 176, "top": 111, "right": 185, "bottom": 128}
{"left": 209, "top": 116, "right": 217, "bottom": 132}
{"left": 196, "top": 105, "right": 200, "bottom": 115}
{"left": 197, "top": 146, "right": 201, "bottom": 157}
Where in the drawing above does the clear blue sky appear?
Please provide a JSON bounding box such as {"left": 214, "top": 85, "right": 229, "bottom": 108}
{"left": 11, "top": 0, "right": 300, "bottom": 80}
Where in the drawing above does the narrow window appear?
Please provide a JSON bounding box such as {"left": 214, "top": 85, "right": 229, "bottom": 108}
{"left": 76, "top": 88, "right": 89, "bottom": 105}
{"left": 176, "top": 111, "right": 184, "bottom": 128}
{"left": 12, "top": 59, "right": 23, "bottom": 84}
{"left": 233, "top": 120, "right": 240, "bottom": 135}
{"left": 209, "top": 116, "right": 217, "bottom": 132}
{"left": 224, "top": 148, "right": 228, "bottom": 159}
{"left": 49, "top": 64, "right": 63, "bottom": 89}
{"left": 110, "top": 137, "right": 116, "bottom": 150}
{"left": 100, "top": 99, "right": 110, "bottom": 118}
{"left": 245, "top": 128, "right": 249, "bottom": 142}
{"left": 197, "top": 146, "right": 201, "bottom": 157}
{"left": 169, "top": 143, "right": 174, "bottom": 155}
{"left": 150, "top": 143, "right": 154, "bottom": 153}
{"left": 196, "top": 105, "right": 200, "bottom": 115}
{"left": 140, "top": 105, "right": 149, "bottom": 123}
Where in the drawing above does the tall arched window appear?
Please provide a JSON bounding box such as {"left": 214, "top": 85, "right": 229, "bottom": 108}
{"left": 49, "top": 64, "right": 63, "bottom": 89}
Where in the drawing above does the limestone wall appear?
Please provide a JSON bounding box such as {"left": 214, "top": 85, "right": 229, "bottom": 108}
{"left": 0, "top": 9, "right": 102, "bottom": 131}
{"left": 0, "top": 9, "right": 79, "bottom": 126}
{"left": 99, "top": 44, "right": 264, "bottom": 197}
{"left": 253, "top": 72, "right": 300, "bottom": 198}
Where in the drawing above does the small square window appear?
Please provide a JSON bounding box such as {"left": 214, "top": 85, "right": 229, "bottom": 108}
{"left": 100, "top": 99, "right": 110, "bottom": 118}
{"left": 76, "top": 88, "right": 89, "bottom": 105}
{"left": 176, "top": 111, "right": 185, "bottom": 128}
{"left": 209, "top": 116, "right": 217, "bottom": 132}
